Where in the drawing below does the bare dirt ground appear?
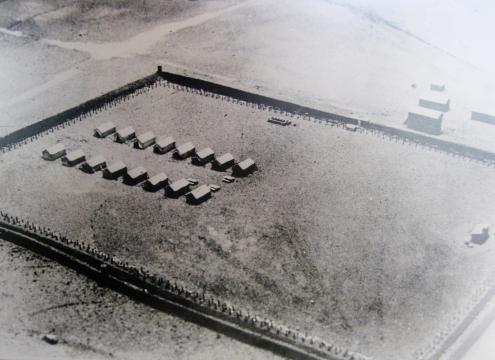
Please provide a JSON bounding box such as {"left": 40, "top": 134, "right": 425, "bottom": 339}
{"left": 2, "top": 83, "right": 495, "bottom": 359}
{"left": 0, "top": 232, "right": 281, "bottom": 360}
{"left": 2, "top": 0, "right": 495, "bottom": 150}
{"left": 2, "top": 1, "right": 495, "bottom": 359}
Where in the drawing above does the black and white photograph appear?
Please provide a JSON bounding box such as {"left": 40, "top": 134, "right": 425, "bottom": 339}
{"left": 1, "top": 1, "right": 495, "bottom": 359}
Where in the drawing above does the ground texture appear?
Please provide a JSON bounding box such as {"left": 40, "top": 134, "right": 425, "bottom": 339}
{"left": 2, "top": 82, "right": 495, "bottom": 359}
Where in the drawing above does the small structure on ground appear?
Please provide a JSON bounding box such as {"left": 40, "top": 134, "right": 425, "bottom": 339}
{"left": 124, "top": 166, "right": 148, "bottom": 185}
{"left": 212, "top": 153, "right": 235, "bottom": 171}
{"left": 430, "top": 83, "right": 446, "bottom": 92}
{"left": 174, "top": 142, "right": 196, "bottom": 159}
{"left": 41, "top": 334, "right": 59, "bottom": 345}
{"left": 268, "top": 117, "right": 291, "bottom": 126}
{"left": 103, "top": 161, "right": 127, "bottom": 179}
{"left": 222, "top": 175, "right": 235, "bottom": 183}
{"left": 81, "top": 155, "right": 106, "bottom": 173}
{"left": 166, "top": 178, "right": 191, "bottom": 198}
{"left": 42, "top": 143, "right": 66, "bottom": 161}
{"left": 419, "top": 93, "right": 450, "bottom": 112}
{"left": 135, "top": 131, "right": 156, "bottom": 149}
{"left": 406, "top": 107, "right": 443, "bottom": 135}
{"left": 209, "top": 184, "right": 221, "bottom": 192}
{"left": 187, "top": 178, "right": 199, "bottom": 185}
{"left": 471, "top": 224, "right": 490, "bottom": 245}
{"left": 115, "top": 126, "right": 135, "bottom": 143}
{"left": 345, "top": 124, "right": 359, "bottom": 132}
{"left": 233, "top": 158, "right": 257, "bottom": 177}
{"left": 471, "top": 111, "right": 495, "bottom": 125}
{"left": 61, "top": 149, "right": 85, "bottom": 167}
{"left": 154, "top": 136, "right": 175, "bottom": 154}
{"left": 94, "top": 122, "right": 116, "bottom": 138}
{"left": 186, "top": 184, "right": 212, "bottom": 205}
{"left": 192, "top": 147, "right": 215, "bottom": 165}
{"left": 144, "top": 172, "right": 168, "bottom": 191}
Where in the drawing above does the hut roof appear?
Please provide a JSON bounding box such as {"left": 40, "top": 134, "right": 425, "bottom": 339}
{"left": 106, "top": 161, "right": 126, "bottom": 174}
{"left": 137, "top": 131, "right": 155, "bottom": 144}
{"left": 196, "top": 147, "right": 214, "bottom": 159}
{"left": 176, "top": 142, "right": 195, "bottom": 156}
{"left": 148, "top": 172, "right": 168, "bottom": 186}
{"left": 65, "top": 149, "right": 84, "bottom": 161}
{"left": 472, "top": 224, "right": 490, "bottom": 235}
{"left": 95, "top": 122, "right": 115, "bottom": 134}
{"left": 45, "top": 143, "right": 66, "bottom": 156}
{"left": 127, "top": 166, "right": 147, "bottom": 179}
{"left": 419, "top": 92, "right": 450, "bottom": 106}
{"left": 189, "top": 185, "right": 211, "bottom": 200}
{"left": 408, "top": 107, "right": 443, "bottom": 121}
{"left": 169, "top": 178, "right": 190, "bottom": 192}
{"left": 116, "top": 126, "right": 135, "bottom": 138}
{"left": 236, "top": 158, "right": 256, "bottom": 171}
{"left": 156, "top": 136, "right": 175, "bottom": 148}
{"left": 86, "top": 155, "right": 106, "bottom": 168}
{"left": 215, "top": 153, "right": 234, "bottom": 165}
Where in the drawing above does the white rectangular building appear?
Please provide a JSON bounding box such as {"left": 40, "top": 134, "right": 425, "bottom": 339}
{"left": 406, "top": 107, "right": 443, "bottom": 135}
{"left": 42, "top": 143, "right": 66, "bottom": 161}
{"left": 94, "top": 122, "right": 116, "bottom": 138}
{"left": 419, "top": 92, "right": 450, "bottom": 112}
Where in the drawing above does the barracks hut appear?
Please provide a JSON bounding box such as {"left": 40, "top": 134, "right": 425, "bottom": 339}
{"left": 232, "top": 158, "right": 257, "bottom": 176}
{"left": 61, "top": 149, "right": 85, "bottom": 167}
{"left": 166, "top": 178, "right": 191, "bottom": 198}
{"left": 154, "top": 136, "right": 175, "bottom": 154}
{"left": 94, "top": 122, "right": 116, "bottom": 138}
{"left": 42, "top": 143, "right": 66, "bottom": 161}
{"left": 103, "top": 161, "right": 127, "bottom": 179}
{"left": 212, "top": 153, "right": 235, "bottom": 171}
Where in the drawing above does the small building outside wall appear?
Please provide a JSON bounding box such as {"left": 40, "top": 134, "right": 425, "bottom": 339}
{"left": 232, "top": 158, "right": 257, "bottom": 176}
{"left": 430, "top": 83, "right": 446, "bottom": 92}
{"left": 124, "top": 166, "right": 148, "bottom": 185}
{"left": 81, "top": 155, "right": 106, "bottom": 173}
{"left": 42, "top": 143, "right": 66, "bottom": 161}
{"left": 419, "top": 93, "right": 450, "bottom": 112}
{"left": 186, "top": 184, "right": 212, "bottom": 205}
{"left": 471, "top": 111, "right": 495, "bottom": 125}
{"left": 471, "top": 224, "right": 490, "bottom": 245}
{"left": 103, "top": 161, "right": 127, "bottom": 179}
{"left": 166, "top": 178, "right": 191, "bottom": 198}
{"left": 406, "top": 107, "right": 443, "bottom": 135}
{"left": 114, "top": 126, "right": 135, "bottom": 143}
{"left": 212, "top": 153, "right": 235, "bottom": 171}
{"left": 94, "top": 122, "right": 116, "bottom": 138}
{"left": 154, "top": 136, "right": 175, "bottom": 154}
{"left": 192, "top": 147, "right": 215, "bottom": 165}
{"left": 268, "top": 117, "right": 291, "bottom": 126}
{"left": 174, "top": 142, "right": 196, "bottom": 159}
{"left": 144, "top": 172, "right": 168, "bottom": 191}
{"left": 61, "top": 149, "right": 85, "bottom": 167}
{"left": 135, "top": 131, "right": 156, "bottom": 149}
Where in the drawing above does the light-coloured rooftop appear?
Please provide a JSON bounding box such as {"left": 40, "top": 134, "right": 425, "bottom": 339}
{"left": 127, "top": 166, "right": 147, "bottom": 179}
{"left": 215, "top": 153, "right": 234, "bottom": 165}
{"left": 169, "top": 178, "right": 190, "bottom": 192}
{"left": 148, "top": 172, "right": 168, "bottom": 186}
{"left": 189, "top": 184, "right": 211, "bottom": 200}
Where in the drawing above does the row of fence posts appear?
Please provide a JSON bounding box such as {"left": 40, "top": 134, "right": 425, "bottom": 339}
{"left": 2, "top": 76, "right": 494, "bottom": 170}
{"left": 414, "top": 269, "right": 495, "bottom": 360}
{"left": 0, "top": 209, "right": 368, "bottom": 360}
{"left": 0, "top": 79, "right": 157, "bottom": 154}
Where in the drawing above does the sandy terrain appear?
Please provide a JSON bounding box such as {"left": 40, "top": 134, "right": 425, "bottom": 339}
{"left": 2, "top": 0, "right": 495, "bottom": 151}
{"left": 0, "top": 234, "right": 280, "bottom": 360}
{"left": 2, "top": 83, "right": 495, "bottom": 359}
{"left": 2, "top": 1, "right": 495, "bottom": 359}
